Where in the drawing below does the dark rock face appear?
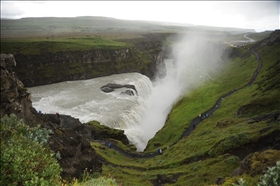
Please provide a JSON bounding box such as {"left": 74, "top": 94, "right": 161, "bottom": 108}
{"left": 100, "top": 83, "right": 138, "bottom": 95}
{"left": 1, "top": 54, "right": 131, "bottom": 180}
{"left": 13, "top": 34, "right": 173, "bottom": 87}
{"left": 231, "top": 149, "right": 280, "bottom": 177}
{"left": 0, "top": 54, "right": 35, "bottom": 125}
{"left": 90, "top": 124, "right": 130, "bottom": 145}
{"left": 13, "top": 48, "right": 132, "bottom": 87}
{"left": 122, "top": 90, "right": 135, "bottom": 96}
{"left": 150, "top": 174, "right": 178, "bottom": 186}
{"left": 38, "top": 114, "right": 104, "bottom": 180}
{"left": 261, "top": 29, "right": 280, "bottom": 46}
{"left": 100, "top": 86, "right": 114, "bottom": 93}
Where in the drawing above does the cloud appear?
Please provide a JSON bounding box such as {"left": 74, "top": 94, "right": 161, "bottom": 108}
{"left": 0, "top": 1, "right": 279, "bottom": 31}
{"left": 1, "top": 2, "right": 25, "bottom": 18}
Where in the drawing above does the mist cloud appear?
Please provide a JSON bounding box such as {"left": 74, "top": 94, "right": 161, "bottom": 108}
{"left": 1, "top": 1, "right": 278, "bottom": 31}
{"left": 136, "top": 32, "right": 227, "bottom": 151}
{"left": 171, "top": 33, "right": 227, "bottom": 95}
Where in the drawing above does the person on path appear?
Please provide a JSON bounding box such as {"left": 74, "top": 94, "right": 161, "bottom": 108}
{"left": 158, "top": 148, "right": 162, "bottom": 154}
{"left": 56, "top": 112, "right": 60, "bottom": 118}
{"left": 108, "top": 143, "right": 112, "bottom": 148}
{"left": 199, "top": 114, "right": 202, "bottom": 121}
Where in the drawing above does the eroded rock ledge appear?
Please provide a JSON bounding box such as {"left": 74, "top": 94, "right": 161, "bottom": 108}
{"left": 100, "top": 83, "right": 138, "bottom": 96}
{"left": 1, "top": 54, "right": 132, "bottom": 181}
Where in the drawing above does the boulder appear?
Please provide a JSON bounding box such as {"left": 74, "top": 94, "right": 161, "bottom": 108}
{"left": 1, "top": 54, "right": 103, "bottom": 181}
{"left": 100, "top": 86, "right": 114, "bottom": 93}
{"left": 121, "top": 90, "right": 135, "bottom": 96}
{"left": 100, "top": 83, "right": 138, "bottom": 95}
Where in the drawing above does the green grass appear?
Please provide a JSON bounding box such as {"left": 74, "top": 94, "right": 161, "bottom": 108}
{"left": 223, "top": 31, "right": 272, "bottom": 43}
{"left": 145, "top": 47, "right": 258, "bottom": 151}
{"left": 89, "top": 41, "right": 280, "bottom": 185}
{"left": 247, "top": 31, "right": 272, "bottom": 41}
{"left": 1, "top": 37, "right": 128, "bottom": 55}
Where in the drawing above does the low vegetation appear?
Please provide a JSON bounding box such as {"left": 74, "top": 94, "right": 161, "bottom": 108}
{"left": 0, "top": 114, "right": 61, "bottom": 185}
{"left": 0, "top": 114, "right": 120, "bottom": 186}
{"left": 1, "top": 22, "right": 279, "bottom": 185}
{"left": 90, "top": 40, "right": 280, "bottom": 185}
{"left": 1, "top": 37, "right": 128, "bottom": 55}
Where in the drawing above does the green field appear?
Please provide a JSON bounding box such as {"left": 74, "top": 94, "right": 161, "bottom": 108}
{"left": 89, "top": 41, "right": 280, "bottom": 186}
{"left": 1, "top": 16, "right": 279, "bottom": 185}
{"left": 1, "top": 37, "right": 129, "bottom": 55}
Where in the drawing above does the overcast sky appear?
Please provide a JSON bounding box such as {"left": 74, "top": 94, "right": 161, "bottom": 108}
{"left": 1, "top": 1, "right": 279, "bottom": 32}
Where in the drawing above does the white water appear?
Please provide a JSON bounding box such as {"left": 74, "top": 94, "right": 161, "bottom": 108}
{"left": 28, "top": 33, "right": 227, "bottom": 151}
{"left": 134, "top": 60, "right": 180, "bottom": 151}
{"left": 28, "top": 60, "right": 178, "bottom": 151}
{"left": 28, "top": 72, "right": 154, "bottom": 149}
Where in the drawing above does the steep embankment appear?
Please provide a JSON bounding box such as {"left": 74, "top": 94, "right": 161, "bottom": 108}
{"left": 0, "top": 54, "right": 135, "bottom": 181}
{"left": 89, "top": 31, "right": 280, "bottom": 186}
{"left": 1, "top": 33, "right": 172, "bottom": 87}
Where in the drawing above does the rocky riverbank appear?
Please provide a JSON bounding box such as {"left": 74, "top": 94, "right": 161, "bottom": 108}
{"left": 0, "top": 54, "right": 132, "bottom": 180}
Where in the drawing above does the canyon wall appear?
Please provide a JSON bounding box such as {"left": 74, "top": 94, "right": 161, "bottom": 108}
{"left": 13, "top": 34, "right": 172, "bottom": 87}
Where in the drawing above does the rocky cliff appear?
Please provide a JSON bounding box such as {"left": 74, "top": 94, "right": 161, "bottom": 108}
{"left": 0, "top": 54, "right": 36, "bottom": 124}
{"left": 253, "top": 29, "right": 280, "bottom": 48}
{"left": 13, "top": 33, "right": 172, "bottom": 87}
{"left": 0, "top": 54, "right": 132, "bottom": 180}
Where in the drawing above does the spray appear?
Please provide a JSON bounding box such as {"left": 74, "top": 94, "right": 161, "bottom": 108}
{"left": 137, "top": 32, "right": 227, "bottom": 151}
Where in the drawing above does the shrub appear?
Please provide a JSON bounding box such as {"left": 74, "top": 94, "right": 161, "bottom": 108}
{"left": 230, "top": 161, "right": 280, "bottom": 186}
{"left": 73, "top": 176, "right": 119, "bottom": 186}
{"left": 0, "top": 114, "right": 51, "bottom": 145}
{"left": 226, "top": 156, "right": 240, "bottom": 165}
{"left": 0, "top": 114, "right": 62, "bottom": 185}
{"left": 208, "top": 133, "right": 250, "bottom": 157}
{"left": 257, "top": 161, "right": 280, "bottom": 186}
{"left": 232, "top": 178, "right": 248, "bottom": 186}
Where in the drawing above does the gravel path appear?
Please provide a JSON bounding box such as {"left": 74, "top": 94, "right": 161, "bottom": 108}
{"left": 58, "top": 45, "right": 262, "bottom": 158}
{"left": 97, "top": 48, "right": 262, "bottom": 158}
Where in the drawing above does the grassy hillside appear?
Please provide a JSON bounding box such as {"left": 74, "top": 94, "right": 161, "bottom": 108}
{"left": 1, "top": 37, "right": 128, "bottom": 55}
{"left": 1, "top": 16, "right": 278, "bottom": 185}
{"left": 1, "top": 16, "right": 254, "bottom": 39}
{"left": 89, "top": 41, "right": 280, "bottom": 185}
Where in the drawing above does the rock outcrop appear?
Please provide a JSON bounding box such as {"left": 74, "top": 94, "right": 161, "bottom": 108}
{"left": 100, "top": 83, "right": 138, "bottom": 95}
{"left": 12, "top": 33, "right": 173, "bottom": 87}
{"left": 0, "top": 54, "right": 131, "bottom": 180}
{"left": 260, "top": 29, "right": 280, "bottom": 46}
{"left": 0, "top": 54, "right": 36, "bottom": 125}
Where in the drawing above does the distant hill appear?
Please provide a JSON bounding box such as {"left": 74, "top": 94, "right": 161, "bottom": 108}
{"left": 191, "top": 25, "right": 255, "bottom": 34}
{"left": 1, "top": 16, "right": 255, "bottom": 38}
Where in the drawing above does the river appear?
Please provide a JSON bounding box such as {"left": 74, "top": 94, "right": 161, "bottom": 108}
{"left": 28, "top": 34, "right": 229, "bottom": 151}
{"left": 28, "top": 59, "right": 175, "bottom": 151}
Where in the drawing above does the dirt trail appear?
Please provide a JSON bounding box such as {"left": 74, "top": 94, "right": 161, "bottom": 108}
{"left": 91, "top": 47, "right": 262, "bottom": 158}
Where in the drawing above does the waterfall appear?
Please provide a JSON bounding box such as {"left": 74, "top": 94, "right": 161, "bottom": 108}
{"left": 28, "top": 64, "right": 180, "bottom": 152}
{"left": 27, "top": 72, "right": 154, "bottom": 149}
{"left": 104, "top": 75, "right": 153, "bottom": 129}
{"left": 132, "top": 59, "right": 180, "bottom": 151}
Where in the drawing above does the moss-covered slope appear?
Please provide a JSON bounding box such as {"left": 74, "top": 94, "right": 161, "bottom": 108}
{"left": 90, "top": 31, "right": 280, "bottom": 186}
{"left": 1, "top": 33, "right": 173, "bottom": 87}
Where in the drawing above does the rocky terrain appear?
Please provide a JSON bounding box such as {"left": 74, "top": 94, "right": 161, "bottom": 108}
{"left": 0, "top": 54, "right": 131, "bottom": 180}
{"left": 10, "top": 33, "right": 173, "bottom": 87}
{"left": 1, "top": 30, "right": 279, "bottom": 185}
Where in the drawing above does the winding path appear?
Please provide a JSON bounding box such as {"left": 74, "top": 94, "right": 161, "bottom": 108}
{"left": 97, "top": 46, "right": 262, "bottom": 158}
{"left": 58, "top": 35, "right": 261, "bottom": 159}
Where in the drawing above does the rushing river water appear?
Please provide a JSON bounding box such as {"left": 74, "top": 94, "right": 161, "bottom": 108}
{"left": 28, "top": 59, "right": 176, "bottom": 151}
{"left": 27, "top": 34, "right": 228, "bottom": 151}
